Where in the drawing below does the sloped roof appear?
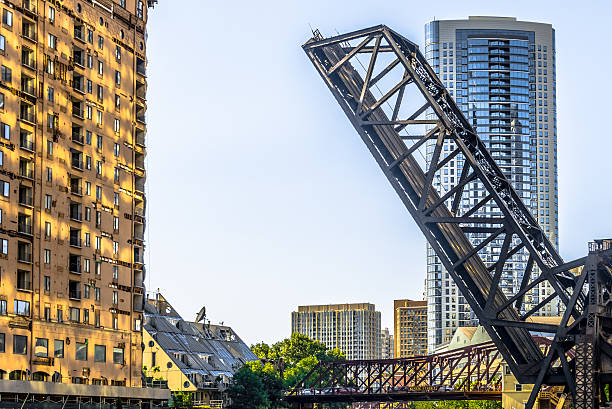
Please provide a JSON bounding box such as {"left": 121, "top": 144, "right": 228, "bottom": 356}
{"left": 144, "top": 293, "right": 258, "bottom": 386}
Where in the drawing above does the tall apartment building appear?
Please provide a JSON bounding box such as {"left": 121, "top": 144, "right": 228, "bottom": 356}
{"left": 291, "top": 303, "right": 381, "bottom": 360}
{"left": 380, "top": 327, "right": 393, "bottom": 359}
{"left": 393, "top": 300, "right": 427, "bottom": 357}
{"left": 0, "top": 0, "right": 154, "bottom": 385}
{"left": 424, "top": 17, "right": 558, "bottom": 351}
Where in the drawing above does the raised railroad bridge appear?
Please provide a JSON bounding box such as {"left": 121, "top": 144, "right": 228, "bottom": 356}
{"left": 297, "top": 24, "right": 612, "bottom": 408}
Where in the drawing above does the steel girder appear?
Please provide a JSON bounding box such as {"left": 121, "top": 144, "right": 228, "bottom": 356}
{"left": 301, "top": 25, "right": 612, "bottom": 407}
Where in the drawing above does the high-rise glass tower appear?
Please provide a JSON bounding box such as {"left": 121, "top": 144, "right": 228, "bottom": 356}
{"left": 424, "top": 17, "right": 558, "bottom": 351}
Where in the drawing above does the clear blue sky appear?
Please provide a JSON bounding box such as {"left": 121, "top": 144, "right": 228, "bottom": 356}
{"left": 144, "top": 0, "right": 612, "bottom": 345}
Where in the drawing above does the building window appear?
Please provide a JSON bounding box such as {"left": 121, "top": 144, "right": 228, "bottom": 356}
{"left": 46, "top": 167, "right": 52, "bottom": 182}
{"left": 47, "top": 87, "right": 54, "bottom": 102}
{"left": 137, "top": 1, "right": 144, "bottom": 19}
{"left": 113, "top": 241, "right": 118, "bottom": 255}
{"left": 115, "top": 94, "right": 120, "bottom": 109}
{"left": 96, "top": 161, "right": 102, "bottom": 175}
{"left": 0, "top": 35, "right": 4, "bottom": 53}
{"left": 1, "top": 122, "right": 9, "bottom": 139}
{"left": 114, "top": 143, "right": 120, "bottom": 156}
{"left": 96, "top": 110, "right": 102, "bottom": 125}
{"left": 96, "top": 84, "right": 103, "bottom": 101}
{"left": 87, "top": 54, "right": 93, "bottom": 68}
{"left": 86, "top": 105, "right": 92, "bottom": 120}
{"left": 14, "top": 300, "right": 30, "bottom": 316}
{"left": 84, "top": 258, "right": 90, "bottom": 273}
{"left": 115, "top": 70, "right": 121, "bottom": 85}
{"left": 96, "top": 186, "right": 102, "bottom": 200}
{"left": 113, "top": 217, "right": 119, "bottom": 231}
{"left": 115, "top": 45, "right": 121, "bottom": 60}
{"left": 83, "top": 308, "right": 89, "bottom": 323}
{"left": 113, "top": 265, "right": 119, "bottom": 279}
{"left": 114, "top": 192, "right": 119, "bottom": 206}
{"left": 44, "top": 307, "right": 51, "bottom": 321}
{"left": 113, "top": 316, "right": 118, "bottom": 330}
{"left": 75, "top": 341, "right": 87, "bottom": 361}
{"left": 113, "top": 347, "right": 124, "bottom": 364}
{"left": 44, "top": 249, "right": 51, "bottom": 264}
{"left": 57, "top": 306, "right": 62, "bottom": 322}
{"left": 85, "top": 182, "right": 91, "bottom": 196}
{"left": 114, "top": 119, "right": 120, "bottom": 133}
{"left": 48, "top": 6, "right": 55, "bottom": 23}
{"left": 1, "top": 66, "right": 11, "bottom": 83}
{"left": 95, "top": 287, "right": 100, "bottom": 301}
{"left": 69, "top": 307, "right": 80, "bottom": 322}
{"left": 134, "top": 318, "right": 142, "bottom": 331}
{"left": 94, "top": 345, "right": 106, "bottom": 362}
{"left": 84, "top": 284, "right": 90, "bottom": 298}
{"left": 112, "top": 291, "right": 118, "bottom": 305}
{"left": 48, "top": 34, "right": 57, "bottom": 49}
{"left": 0, "top": 300, "right": 6, "bottom": 315}
{"left": 45, "top": 194, "right": 52, "bottom": 210}
{"left": 54, "top": 339, "right": 64, "bottom": 358}
{"left": 2, "top": 9, "right": 13, "bottom": 27}
{"left": 98, "top": 35, "right": 104, "bottom": 50}
{"left": 47, "top": 140, "right": 53, "bottom": 155}
{"left": 0, "top": 180, "right": 8, "bottom": 197}
{"left": 44, "top": 276, "right": 50, "bottom": 291}
{"left": 34, "top": 338, "right": 48, "bottom": 357}
{"left": 515, "top": 384, "right": 522, "bottom": 392}
{"left": 13, "top": 335, "right": 27, "bottom": 355}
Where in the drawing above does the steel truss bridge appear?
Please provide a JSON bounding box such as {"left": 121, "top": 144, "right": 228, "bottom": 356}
{"left": 293, "top": 25, "right": 612, "bottom": 408}
{"left": 286, "top": 338, "right": 564, "bottom": 406}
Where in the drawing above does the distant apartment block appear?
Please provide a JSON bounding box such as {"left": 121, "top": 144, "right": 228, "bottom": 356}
{"left": 394, "top": 300, "right": 427, "bottom": 357}
{"left": 381, "top": 328, "right": 393, "bottom": 359}
{"left": 291, "top": 303, "right": 381, "bottom": 360}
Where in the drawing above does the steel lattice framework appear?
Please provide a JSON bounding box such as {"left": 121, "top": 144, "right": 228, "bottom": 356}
{"left": 300, "top": 25, "right": 612, "bottom": 408}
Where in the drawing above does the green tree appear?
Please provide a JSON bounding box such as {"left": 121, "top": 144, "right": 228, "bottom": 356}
{"left": 227, "top": 365, "right": 269, "bottom": 409}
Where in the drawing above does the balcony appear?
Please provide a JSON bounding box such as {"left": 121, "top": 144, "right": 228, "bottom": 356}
{"left": 21, "top": 78, "right": 35, "bottom": 97}
{"left": 18, "top": 215, "right": 32, "bottom": 235}
{"left": 20, "top": 103, "right": 35, "bottom": 124}
{"left": 74, "top": 25, "right": 85, "bottom": 42}
{"left": 135, "top": 152, "right": 145, "bottom": 171}
{"left": 19, "top": 186, "right": 33, "bottom": 207}
{"left": 70, "top": 178, "right": 83, "bottom": 196}
{"left": 20, "top": 133, "right": 34, "bottom": 152}
{"left": 72, "top": 74, "right": 84, "bottom": 94}
{"left": 22, "top": 0, "right": 36, "bottom": 13}
{"left": 17, "top": 244, "right": 32, "bottom": 264}
{"left": 136, "top": 107, "right": 146, "bottom": 124}
{"left": 135, "top": 175, "right": 145, "bottom": 194}
{"left": 136, "top": 80, "right": 146, "bottom": 100}
{"left": 21, "top": 50, "right": 35, "bottom": 70}
{"left": 71, "top": 152, "right": 83, "bottom": 171}
{"left": 72, "top": 103, "right": 84, "bottom": 119}
{"left": 136, "top": 58, "right": 146, "bottom": 76}
{"left": 73, "top": 48, "right": 85, "bottom": 68}
{"left": 21, "top": 20, "right": 37, "bottom": 42}
{"left": 69, "top": 203, "right": 82, "bottom": 222}
{"left": 69, "top": 230, "right": 82, "bottom": 248}
{"left": 17, "top": 272, "right": 31, "bottom": 291}
{"left": 69, "top": 254, "right": 82, "bottom": 274}
{"left": 72, "top": 125, "right": 84, "bottom": 144}
{"left": 135, "top": 130, "right": 146, "bottom": 147}
{"left": 19, "top": 161, "right": 34, "bottom": 179}
{"left": 69, "top": 289, "right": 81, "bottom": 300}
